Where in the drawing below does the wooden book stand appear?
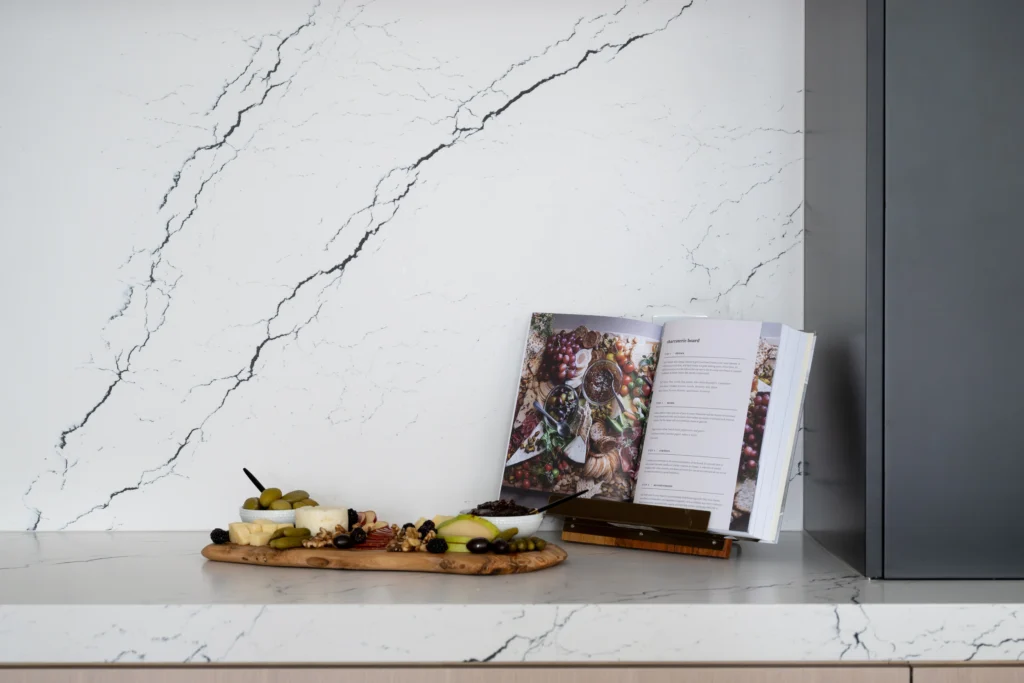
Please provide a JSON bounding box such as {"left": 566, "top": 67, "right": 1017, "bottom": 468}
{"left": 549, "top": 496, "right": 733, "bottom": 559}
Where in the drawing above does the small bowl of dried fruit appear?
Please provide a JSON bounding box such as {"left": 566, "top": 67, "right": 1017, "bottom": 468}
{"left": 467, "top": 499, "right": 545, "bottom": 538}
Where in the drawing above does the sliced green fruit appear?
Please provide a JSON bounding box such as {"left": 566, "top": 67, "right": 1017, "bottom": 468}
{"left": 606, "top": 416, "right": 625, "bottom": 435}
{"left": 438, "top": 535, "right": 476, "bottom": 545}
{"left": 445, "top": 543, "right": 470, "bottom": 553}
{"left": 436, "top": 515, "right": 500, "bottom": 542}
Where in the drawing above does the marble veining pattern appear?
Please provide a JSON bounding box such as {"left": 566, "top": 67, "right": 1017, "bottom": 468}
{"left": 3, "top": 603, "right": 1024, "bottom": 664}
{"left": 0, "top": 0, "right": 804, "bottom": 530}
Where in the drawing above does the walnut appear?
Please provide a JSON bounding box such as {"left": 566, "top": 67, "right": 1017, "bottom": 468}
{"left": 415, "top": 529, "right": 436, "bottom": 552}
{"left": 388, "top": 526, "right": 425, "bottom": 552}
{"left": 302, "top": 528, "right": 336, "bottom": 548}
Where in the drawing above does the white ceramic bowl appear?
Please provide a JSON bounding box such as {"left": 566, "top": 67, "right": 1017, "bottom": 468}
{"left": 239, "top": 507, "right": 296, "bottom": 525}
{"left": 478, "top": 512, "right": 545, "bottom": 538}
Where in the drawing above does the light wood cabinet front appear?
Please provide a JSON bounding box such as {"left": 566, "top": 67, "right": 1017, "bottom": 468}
{"left": 914, "top": 668, "right": 1024, "bottom": 683}
{"left": 0, "top": 666, "right": 911, "bottom": 683}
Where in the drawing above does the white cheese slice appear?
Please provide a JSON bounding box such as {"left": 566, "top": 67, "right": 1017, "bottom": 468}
{"left": 294, "top": 506, "right": 347, "bottom": 534}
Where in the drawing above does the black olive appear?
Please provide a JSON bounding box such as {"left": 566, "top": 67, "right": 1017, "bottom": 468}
{"left": 466, "top": 537, "right": 491, "bottom": 554}
{"left": 333, "top": 533, "right": 355, "bottom": 549}
{"left": 491, "top": 539, "right": 510, "bottom": 555}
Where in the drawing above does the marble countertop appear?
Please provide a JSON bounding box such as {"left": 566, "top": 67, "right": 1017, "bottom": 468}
{"left": 2, "top": 531, "right": 1022, "bottom": 664}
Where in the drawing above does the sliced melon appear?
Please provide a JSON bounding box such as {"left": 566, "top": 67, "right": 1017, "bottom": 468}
{"left": 439, "top": 535, "right": 476, "bottom": 545}
{"left": 445, "top": 543, "right": 470, "bottom": 553}
{"left": 436, "top": 515, "right": 500, "bottom": 542}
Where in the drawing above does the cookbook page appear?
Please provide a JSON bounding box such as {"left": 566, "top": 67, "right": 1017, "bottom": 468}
{"left": 632, "top": 319, "right": 762, "bottom": 532}
{"left": 500, "top": 313, "right": 662, "bottom": 504}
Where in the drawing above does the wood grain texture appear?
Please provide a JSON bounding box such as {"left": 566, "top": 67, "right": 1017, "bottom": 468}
{"left": 0, "top": 666, "right": 912, "bottom": 683}
{"left": 562, "top": 531, "right": 733, "bottom": 558}
{"left": 200, "top": 543, "right": 567, "bottom": 575}
{"left": 913, "top": 668, "right": 1024, "bottom": 683}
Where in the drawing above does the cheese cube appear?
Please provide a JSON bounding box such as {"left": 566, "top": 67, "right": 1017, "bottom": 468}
{"left": 248, "top": 531, "right": 272, "bottom": 547}
{"left": 228, "top": 522, "right": 252, "bottom": 545}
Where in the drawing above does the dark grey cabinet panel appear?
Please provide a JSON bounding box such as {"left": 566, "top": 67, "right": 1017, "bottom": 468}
{"left": 803, "top": 0, "right": 884, "bottom": 578}
{"left": 883, "top": 0, "right": 1024, "bottom": 578}
{"left": 805, "top": 0, "right": 1024, "bottom": 577}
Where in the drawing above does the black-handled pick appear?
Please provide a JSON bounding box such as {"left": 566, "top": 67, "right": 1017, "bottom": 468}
{"left": 532, "top": 488, "right": 592, "bottom": 514}
{"left": 243, "top": 468, "right": 265, "bottom": 493}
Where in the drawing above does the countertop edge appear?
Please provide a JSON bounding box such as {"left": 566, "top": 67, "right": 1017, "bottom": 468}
{"left": 2, "top": 602, "right": 1023, "bottom": 664}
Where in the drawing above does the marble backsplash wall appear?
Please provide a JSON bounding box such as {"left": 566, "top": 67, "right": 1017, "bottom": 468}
{"left": 0, "top": 0, "right": 804, "bottom": 530}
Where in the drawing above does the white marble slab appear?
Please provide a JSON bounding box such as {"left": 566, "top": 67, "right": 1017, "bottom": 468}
{"left": 0, "top": 0, "right": 805, "bottom": 533}
{"left": 1, "top": 532, "right": 1022, "bottom": 664}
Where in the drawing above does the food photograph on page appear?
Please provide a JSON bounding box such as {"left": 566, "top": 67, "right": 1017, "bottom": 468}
{"left": 503, "top": 313, "right": 661, "bottom": 502}
{"left": 730, "top": 323, "right": 780, "bottom": 532}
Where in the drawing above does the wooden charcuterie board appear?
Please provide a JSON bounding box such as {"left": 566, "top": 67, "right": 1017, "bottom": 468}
{"left": 201, "top": 543, "right": 567, "bottom": 575}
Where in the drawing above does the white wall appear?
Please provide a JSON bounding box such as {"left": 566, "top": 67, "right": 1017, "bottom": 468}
{"left": 0, "top": 0, "right": 804, "bottom": 530}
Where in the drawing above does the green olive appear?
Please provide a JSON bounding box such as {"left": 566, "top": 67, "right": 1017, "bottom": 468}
{"left": 272, "top": 527, "right": 311, "bottom": 540}
{"left": 533, "top": 538, "right": 547, "bottom": 551}
{"left": 269, "top": 536, "right": 305, "bottom": 550}
{"left": 269, "top": 499, "right": 292, "bottom": 511}
{"left": 282, "top": 490, "right": 309, "bottom": 503}
{"left": 258, "top": 488, "right": 282, "bottom": 508}
{"left": 242, "top": 498, "right": 260, "bottom": 510}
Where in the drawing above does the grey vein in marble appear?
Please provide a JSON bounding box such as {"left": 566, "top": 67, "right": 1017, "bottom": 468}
{"left": 26, "top": 0, "right": 700, "bottom": 531}
{"left": 6, "top": 0, "right": 806, "bottom": 534}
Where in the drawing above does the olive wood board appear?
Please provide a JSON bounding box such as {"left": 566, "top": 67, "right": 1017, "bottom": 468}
{"left": 201, "top": 542, "right": 568, "bottom": 575}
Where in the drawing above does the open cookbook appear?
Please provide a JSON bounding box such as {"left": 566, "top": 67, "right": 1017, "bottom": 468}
{"left": 500, "top": 313, "right": 815, "bottom": 542}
